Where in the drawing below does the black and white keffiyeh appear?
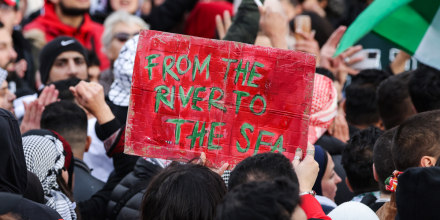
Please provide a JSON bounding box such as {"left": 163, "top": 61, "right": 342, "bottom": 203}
{"left": 22, "top": 130, "right": 76, "bottom": 220}
{"left": 0, "top": 68, "right": 7, "bottom": 85}
{"left": 108, "top": 34, "right": 139, "bottom": 107}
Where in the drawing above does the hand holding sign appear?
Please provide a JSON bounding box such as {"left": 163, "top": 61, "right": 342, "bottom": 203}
{"left": 292, "top": 143, "right": 319, "bottom": 193}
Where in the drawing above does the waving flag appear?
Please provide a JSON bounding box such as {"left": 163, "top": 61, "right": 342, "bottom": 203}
{"left": 335, "top": 0, "right": 440, "bottom": 69}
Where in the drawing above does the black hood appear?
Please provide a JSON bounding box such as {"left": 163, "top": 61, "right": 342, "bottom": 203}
{"left": 0, "top": 109, "right": 27, "bottom": 194}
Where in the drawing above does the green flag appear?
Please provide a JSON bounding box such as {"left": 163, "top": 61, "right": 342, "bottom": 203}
{"left": 335, "top": 0, "right": 440, "bottom": 69}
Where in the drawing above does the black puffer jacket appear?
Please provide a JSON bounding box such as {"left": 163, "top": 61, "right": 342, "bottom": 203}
{"left": 106, "top": 158, "right": 162, "bottom": 220}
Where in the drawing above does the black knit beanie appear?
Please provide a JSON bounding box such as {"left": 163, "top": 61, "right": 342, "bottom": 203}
{"left": 39, "top": 36, "right": 88, "bottom": 85}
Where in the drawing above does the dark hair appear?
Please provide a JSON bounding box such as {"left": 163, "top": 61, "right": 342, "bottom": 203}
{"left": 377, "top": 71, "right": 416, "bottom": 129}
{"left": 345, "top": 69, "right": 388, "bottom": 126}
{"left": 316, "top": 67, "right": 335, "bottom": 81}
{"left": 289, "top": 0, "right": 300, "bottom": 6}
{"left": 215, "top": 178, "right": 300, "bottom": 220}
{"left": 41, "top": 101, "right": 88, "bottom": 151}
{"left": 141, "top": 163, "right": 226, "bottom": 220}
{"left": 392, "top": 110, "right": 440, "bottom": 171}
{"left": 409, "top": 65, "right": 440, "bottom": 113}
{"left": 87, "top": 50, "right": 101, "bottom": 67}
{"left": 341, "top": 126, "right": 383, "bottom": 194}
{"left": 373, "top": 128, "right": 396, "bottom": 193}
{"left": 49, "top": 78, "right": 81, "bottom": 101}
{"left": 228, "top": 153, "right": 298, "bottom": 190}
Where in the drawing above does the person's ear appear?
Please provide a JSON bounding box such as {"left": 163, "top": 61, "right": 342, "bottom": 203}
{"left": 375, "top": 119, "right": 385, "bottom": 130}
{"left": 373, "top": 164, "right": 379, "bottom": 182}
{"left": 420, "top": 156, "right": 437, "bottom": 167}
{"left": 14, "top": 10, "right": 23, "bottom": 27}
{"left": 85, "top": 136, "right": 91, "bottom": 152}
{"left": 345, "top": 177, "right": 353, "bottom": 192}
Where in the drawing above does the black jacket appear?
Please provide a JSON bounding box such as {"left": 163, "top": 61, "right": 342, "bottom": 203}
{"left": 73, "top": 158, "right": 105, "bottom": 202}
{"left": 106, "top": 158, "right": 162, "bottom": 220}
{"left": 0, "top": 192, "right": 62, "bottom": 219}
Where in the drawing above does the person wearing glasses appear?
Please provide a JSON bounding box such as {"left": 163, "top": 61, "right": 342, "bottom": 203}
{"left": 100, "top": 10, "right": 148, "bottom": 96}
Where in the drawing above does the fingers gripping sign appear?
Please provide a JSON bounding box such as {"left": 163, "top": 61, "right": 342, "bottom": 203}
{"left": 195, "top": 152, "right": 230, "bottom": 176}
{"left": 292, "top": 143, "right": 319, "bottom": 193}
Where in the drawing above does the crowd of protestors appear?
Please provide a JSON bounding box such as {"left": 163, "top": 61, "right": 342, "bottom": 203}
{"left": 1, "top": 0, "right": 440, "bottom": 219}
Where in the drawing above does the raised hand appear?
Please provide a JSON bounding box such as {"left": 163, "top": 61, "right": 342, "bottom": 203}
{"left": 215, "top": 10, "right": 232, "bottom": 40}
{"left": 69, "top": 81, "right": 115, "bottom": 124}
{"left": 20, "top": 85, "right": 59, "bottom": 134}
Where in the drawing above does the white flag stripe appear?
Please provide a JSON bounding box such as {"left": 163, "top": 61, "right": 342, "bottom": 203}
{"left": 414, "top": 7, "right": 440, "bottom": 70}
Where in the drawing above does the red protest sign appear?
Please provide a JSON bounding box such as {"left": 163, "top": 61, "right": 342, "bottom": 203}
{"left": 125, "top": 30, "right": 315, "bottom": 167}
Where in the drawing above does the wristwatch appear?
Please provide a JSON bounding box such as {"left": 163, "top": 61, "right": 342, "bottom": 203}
{"left": 299, "top": 190, "right": 316, "bottom": 197}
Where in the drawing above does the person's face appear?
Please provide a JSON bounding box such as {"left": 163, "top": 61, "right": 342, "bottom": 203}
{"left": 0, "top": 80, "right": 16, "bottom": 113}
{"left": 141, "top": 0, "right": 152, "bottom": 15}
{"left": 321, "top": 153, "right": 342, "bottom": 201}
{"left": 106, "top": 22, "right": 142, "bottom": 61}
{"left": 88, "top": 65, "right": 100, "bottom": 82}
{"left": 58, "top": 0, "right": 90, "bottom": 10}
{"left": 110, "top": 0, "right": 139, "bottom": 14}
{"left": 0, "top": 3, "right": 21, "bottom": 34}
{"left": 48, "top": 51, "right": 87, "bottom": 83}
{"left": 0, "top": 29, "right": 17, "bottom": 70}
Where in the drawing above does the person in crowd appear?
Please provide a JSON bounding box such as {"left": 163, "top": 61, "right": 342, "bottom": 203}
{"left": 392, "top": 110, "right": 440, "bottom": 171}
{"left": 141, "top": 163, "right": 226, "bottom": 220}
{"left": 0, "top": 108, "right": 46, "bottom": 204}
{"left": 344, "top": 69, "right": 388, "bottom": 134}
{"left": 0, "top": 0, "right": 37, "bottom": 95}
{"left": 216, "top": 178, "right": 307, "bottom": 220}
{"left": 106, "top": 34, "right": 138, "bottom": 123}
{"left": 409, "top": 65, "right": 440, "bottom": 113}
{"left": 308, "top": 73, "right": 338, "bottom": 145}
{"left": 0, "top": 22, "right": 17, "bottom": 72}
{"left": 92, "top": 0, "right": 198, "bottom": 33}
{"left": 91, "top": 0, "right": 144, "bottom": 23}
{"left": 0, "top": 68, "right": 16, "bottom": 114}
{"left": 228, "top": 145, "right": 331, "bottom": 219}
{"left": 341, "top": 127, "right": 382, "bottom": 204}
{"left": 48, "top": 77, "right": 114, "bottom": 183}
{"left": 312, "top": 145, "right": 342, "bottom": 213}
{"left": 22, "top": 129, "right": 77, "bottom": 220}
{"left": 373, "top": 128, "right": 396, "bottom": 217}
{"left": 23, "top": 0, "right": 109, "bottom": 70}
{"left": 184, "top": 1, "right": 233, "bottom": 39}
{"left": 228, "top": 152, "right": 299, "bottom": 190}
{"left": 376, "top": 110, "right": 440, "bottom": 220}
{"left": 41, "top": 101, "right": 105, "bottom": 202}
{"left": 86, "top": 50, "right": 101, "bottom": 83}
{"left": 100, "top": 10, "right": 148, "bottom": 95}
{"left": 376, "top": 72, "right": 416, "bottom": 130}
{"left": 106, "top": 155, "right": 162, "bottom": 219}
{"left": 0, "top": 192, "right": 62, "bottom": 219}
{"left": 394, "top": 167, "right": 440, "bottom": 220}
{"left": 38, "top": 36, "right": 88, "bottom": 86}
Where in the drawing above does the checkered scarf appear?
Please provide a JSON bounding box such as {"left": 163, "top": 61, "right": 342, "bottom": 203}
{"left": 308, "top": 74, "right": 338, "bottom": 144}
{"left": 22, "top": 130, "right": 76, "bottom": 220}
{"left": 0, "top": 68, "right": 7, "bottom": 85}
{"left": 109, "top": 35, "right": 139, "bottom": 107}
